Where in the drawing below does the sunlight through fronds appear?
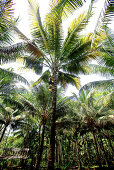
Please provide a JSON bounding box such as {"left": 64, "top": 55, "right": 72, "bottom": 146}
{"left": 92, "top": 30, "right": 107, "bottom": 49}
{"left": 16, "top": 57, "right": 25, "bottom": 65}
{"left": 0, "top": 67, "right": 29, "bottom": 85}
{"left": 49, "top": 0, "right": 83, "bottom": 18}
{"left": 62, "top": 11, "right": 88, "bottom": 53}
{"left": 32, "top": 69, "right": 50, "bottom": 87}
{"left": 73, "top": 77, "right": 81, "bottom": 89}
{"left": 58, "top": 71, "right": 81, "bottom": 89}
{"left": 28, "top": 0, "right": 49, "bottom": 52}
{"left": 68, "top": 11, "right": 87, "bottom": 33}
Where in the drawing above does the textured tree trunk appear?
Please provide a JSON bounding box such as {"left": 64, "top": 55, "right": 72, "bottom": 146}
{"left": 98, "top": 130, "right": 109, "bottom": 167}
{"left": 91, "top": 129, "right": 102, "bottom": 168}
{"left": 106, "top": 131, "right": 114, "bottom": 152}
{"left": 74, "top": 130, "right": 81, "bottom": 170}
{"left": 47, "top": 70, "right": 57, "bottom": 170}
{"left": 35, "top": 123, "right": 46, "bottom": 170}
{"left": 85, "top": 135, "right": 91, "bottom": 165}
{"left": 56, "top": 135, "right": 58, "bottom": 163}
{"left": 0, "top": 125, "right": 7, "bottom": 143}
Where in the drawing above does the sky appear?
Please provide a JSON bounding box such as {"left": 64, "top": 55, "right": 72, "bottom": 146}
{"left": 1, "top": 0, "right": 113, "bottom": 95}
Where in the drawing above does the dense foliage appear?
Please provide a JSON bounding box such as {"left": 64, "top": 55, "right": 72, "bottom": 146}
{"left": 0, "top": 0, "right": 113, "bottom": 169}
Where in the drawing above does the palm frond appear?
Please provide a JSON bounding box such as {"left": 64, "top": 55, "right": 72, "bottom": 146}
{"left": 3, "top": 97, "right": 25, "bottom": 111}
{"left": 49, "top": 0, "right": 83, "bottom": 18}
{"left": 91, "top": 0, "right": 113, "bottom": 46}
{"left": 62, "top": 33, "right": 92, "bottom": 61}
{"left": 62, "top": 11, "right": 88, "bottom": 55}
{"left": 0, "top": 42, "right": 25, "bottom": 64}
{"left": 0, "top": 41, "right": 43, "bottom": 63}
{"left": 103, "top": 1, "right": 114, "bottom": 25}
{"left": 0, "top": 103, "right": 10, "bottom": 116}
{"left": 16, "top": 56, "right": 43, "bottom": 74}
{"left": 90, "top": 64, "right": 114, "bottom": 77}
{"left": 15, "top": 94, "right": 37, "bottom": 116}
{"left": 32, "top": 69, "right": 50, "bottom": 87}
{"left": 0, "top": 0, "right": 14, "bottom": 18}
{"left": 33, "top": 84, "right": 52, "bottom": 111}
{"left": 28, "top": 0, "right": 49, "bottom": 52}
{"left": 79, "top": 79, "right": 114, "bottom": 93}
{"left": 0, "top": 67, "right": 29, "bottom": 85}
{"left": 44, "top": 10, "right": 63, "bottom": 58}
{"left": 58, "top": 71, "right": 81, "bottom": 89}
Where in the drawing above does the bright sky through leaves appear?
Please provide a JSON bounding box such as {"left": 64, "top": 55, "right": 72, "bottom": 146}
{"left": 1, "top": 0, "right": 113, "bottom": 95}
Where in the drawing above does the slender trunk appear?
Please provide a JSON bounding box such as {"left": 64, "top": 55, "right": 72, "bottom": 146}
{"left": 74, "top": 130, "right": 81, "bottom": 170}
{"left": 85, "top": 135, "right": 91, "bottom": 165}
{"left": 0, "top": 125, "right": 7, "bottom": 143}
{"left": 98, "top": 130, "right": 109, "bottom": 167}
{"left": 35, "top": 123, "right": 46, "bottom": 170}
{"left": 47, "top": 70, "right": 57, "bottom": 170}
{"left": 56, "top": 135, "right": 58, "bottom": 163}
{"left": 58, "top": 141, "right": 60, "bottom": 165}
{"left": 91, "top": 129, "right": 102, "bottom": 168}
{"left": 106, "top": 132, "right": 114, "bottom": 153}
{"left": 38, "top": 124, "right": 41, "bottom": 146}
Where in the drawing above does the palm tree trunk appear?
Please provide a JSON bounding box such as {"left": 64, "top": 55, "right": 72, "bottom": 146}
{"left": 98, "top": 130, "right": 109, "bottom": 167}
{"left": 47, "top": 70, "right": 57, "bottom": 170}
{"left": 91, "top": 129, "right": 102, "bottom": 168}
{"left": 106, "top": 131, "right": 114, "bottom": 153}
{"left": 85, "top": 135, "right": 91, "bottom": 165}
{"left": 0, "top": 125, "right": 7, "bottom": 143}
{"left": 35, "top": 123, "right": 46, "bottom": 170}
{"left": 56, "top": 135, "right": 58, "bottom": 163}
{"left": 74, "top": 130, "right": 81, "bottom": 170}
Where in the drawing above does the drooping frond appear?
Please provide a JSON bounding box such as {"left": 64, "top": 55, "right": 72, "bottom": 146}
{"left": 91, "top": 0, "right": 113, "bottom": 46}
{"left": 0, "top": 103, "right": 10, "bottom": 116}
{"left": 0, "top": 19, "right": 13, "bottom": 45}
{"left": 90, "top": 64, "right": 114, "bottom": 77}
{"left": 0, "top": 42, "right": 25, "bottom": 64}
{"left": 58, "top": 71, "right": 81, "bottom": 89}
{"left": 0, "top": 41, "right": 43, "bottom": 63}
{"left": 79, "top": 79, "right": 114, "bottom": 94}
{"left": 14, "top": 94, "right": 37, "bottom": 116}
{"left": 60, "top": 34, "right": 93, "bottom": 74}
{"left": 16, "top": 55, "right": 43, "bottom": 74}
{"left": 0, "top": 0, "right": 15, "bottom": 45}
{"left": 3, "top": 97, "right": 25, "bottom": 112}
{"left": 103, "top": 0, "right": 114, "bottom": 25}
{"left": 0, "top": 67, "right": 29, "bottom": 85}
{"left": 32, "top": 69, "right": 50, "bottom": 87}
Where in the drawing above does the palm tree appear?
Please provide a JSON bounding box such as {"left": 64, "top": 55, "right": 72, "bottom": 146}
{"left": 0, "top": 102, "right": 25, "bottom": 143}
{"left": 72, "top": 88, "right": 113, "bottom": 168}
{"left": 1, "top": 0, "right": 112, "bottom": 168}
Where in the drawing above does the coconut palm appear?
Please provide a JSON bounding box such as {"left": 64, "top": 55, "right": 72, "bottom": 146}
{"left": 72, "top": 89, "right": 114, "bottom": 168}
{"left": 1, "top": 0, "right": 112, "bottom": 168}
{"left": 0, "top": 102, "right": 25, "bottom": 143}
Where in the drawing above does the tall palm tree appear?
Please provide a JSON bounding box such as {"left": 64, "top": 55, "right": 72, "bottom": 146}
{"left": 0, "top": 0, "right": 110, "bottom": 169}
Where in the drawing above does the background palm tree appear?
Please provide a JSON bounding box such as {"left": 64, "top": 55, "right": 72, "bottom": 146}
{"left": 71, "top": 87, "right": 114, "bottom": 168}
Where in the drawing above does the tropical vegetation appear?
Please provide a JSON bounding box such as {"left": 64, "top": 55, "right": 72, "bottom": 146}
{"left": 0, "top": 0, "right": 113, "bottom": 169}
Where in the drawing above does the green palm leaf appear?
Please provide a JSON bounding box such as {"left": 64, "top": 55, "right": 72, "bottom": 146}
{"left": 28, "top": 0, "right": 49, "bottom": 53}
{"left": 58, "top": 71, "right": 81, "bottom": 89}
{"left": 0, "top": 67, "right": 29, "bottom": 85}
